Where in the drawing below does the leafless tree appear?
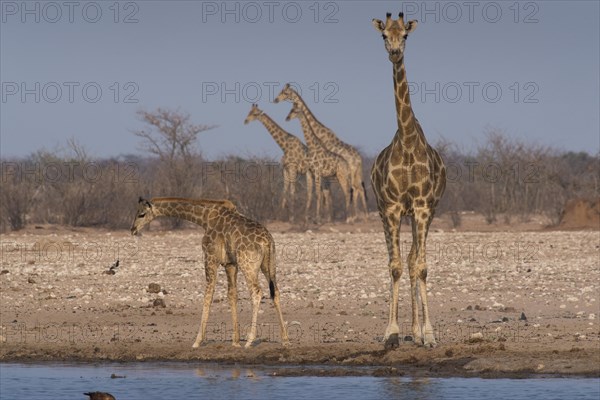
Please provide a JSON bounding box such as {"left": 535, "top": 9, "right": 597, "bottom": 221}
{"left": 133, "top": 108, "right": 216, "bottom": 227}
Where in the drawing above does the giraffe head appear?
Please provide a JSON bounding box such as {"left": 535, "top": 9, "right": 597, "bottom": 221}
{"left": 244, "top": 103, "right": 263, "bottom": 125}
{"left": 274, "top": 83, "right": 295, "bottom": 104}
{"left": 284, "top": 102, "right": 302, "bottom": 122}
{"left": 131, "top": 197, "right": 156, "bottom": 235}
{"left": 372, "top": 12, "right": 418, "bottom": 64}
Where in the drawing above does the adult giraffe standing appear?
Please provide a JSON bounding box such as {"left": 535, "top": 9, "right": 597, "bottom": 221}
{"left": 274, "top": 85, "right": 368, "bottom": 222}
{"left": 244, "top": 104, "right": 311, "bottom": 222}
{"left": 130, "top": 197, "right": 289, "bottom": 348}
{"left": 371, "top": 12, "right": 446, "bottom": 348}
{"left": 285, "top": 103, "right": 353, "bottom": 224}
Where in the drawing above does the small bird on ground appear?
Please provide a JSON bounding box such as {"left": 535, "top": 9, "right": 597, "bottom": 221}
{"left": 103, "top": 260, "right": 120, "bottom": 275}
{"left": 84, "top": 392, "right": 116, "bottom": 400}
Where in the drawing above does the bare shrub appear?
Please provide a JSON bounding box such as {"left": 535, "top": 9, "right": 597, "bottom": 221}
{"left": 133, "top": 108, "right": 216, "bottom": 228}
{"left": 0, "top": 159, "right": 39, "bottom": 230}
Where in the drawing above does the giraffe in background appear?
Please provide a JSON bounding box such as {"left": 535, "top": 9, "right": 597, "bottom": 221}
{"left": 371, "top": 12, "right": 446, "bottom": 348}
{"left": 244, "top": 103, "right": 311, "bottom": 222}
{"left": 285, "top": 103, "right": 353, "bottom": 224}
{"left": 275, "top": 84, "right": 368, "bottom": 222}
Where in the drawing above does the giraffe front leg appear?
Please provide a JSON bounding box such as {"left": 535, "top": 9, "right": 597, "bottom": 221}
{"left": 410, "top": 214, "right": 436, "bottom": 347}
{"left": 288, "top": 169, "right": 297, "bottom": 223}
{"left": 355, "top": 168, "right": 369, "bottom": 221}
{"left": 281, "top": 168, "right": 289, "bottom": 212}
{"left": 314, "top": 175, "right": 322, "bottom": 225}
{"left": 419, "top": 268, "right": 436, "bottom": 347}
{"left": 381, "top": 211, "right": 402, "bottom": 349}
{"left": 408, "top": 268, "right": 422, "bottom": 345}
{"left": 408, "top": 221, "right": 422, "bottom": 345}
{"left": 225, "top": 263, "right": 241, "bottom": 347}
{"left": 337, "top": 170, "right": 353, "bottom": 224}
{"left": 305, "top": 172, "right": 314, "bottom": 225}
{"left": 385, "top": 260, "right": 402, "bottom": 349}
{"left": 193, "top": 260, "right": 218, "bottom": 348}
{"left": 322, "top": 180, "right": 332, "bottom": 223}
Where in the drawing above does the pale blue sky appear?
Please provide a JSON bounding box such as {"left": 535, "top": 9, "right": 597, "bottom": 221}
{"left": 1, "top": 1, "right": 599, "bottom": 159}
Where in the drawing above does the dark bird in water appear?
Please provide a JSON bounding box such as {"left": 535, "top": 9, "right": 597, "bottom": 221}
{"left": 84, "top": 392, "right": 116, "bottom": 400}
{"left": 104, "top": 260, "right": 120, "bottom": 275}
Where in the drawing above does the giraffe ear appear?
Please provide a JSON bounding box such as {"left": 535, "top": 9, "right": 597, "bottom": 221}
{"left": 406, "top": 20, "right": 418, "bottom": 34}
{"left": 372, "top": 18, "right": 385, "bottom": 32}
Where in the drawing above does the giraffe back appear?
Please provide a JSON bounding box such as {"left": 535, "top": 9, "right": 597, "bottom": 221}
{"left": 204, "top": 206, "right": 274, "bottom": 268}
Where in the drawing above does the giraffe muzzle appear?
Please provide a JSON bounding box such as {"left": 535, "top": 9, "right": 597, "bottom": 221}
{"left": 389, "top": 51, "right": 403, "bottom": 63}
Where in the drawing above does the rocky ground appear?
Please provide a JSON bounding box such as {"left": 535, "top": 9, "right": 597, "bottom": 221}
{"left": 1, "top": 213, "right": 598, "bottom": 377}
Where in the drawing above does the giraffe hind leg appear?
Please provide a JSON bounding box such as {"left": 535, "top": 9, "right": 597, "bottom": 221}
{"left": 272, "top": 283, "right": 290, "bottom": 346}
{"left": 260, "top": 254, "right": 289, "bottom": 346}
{"left": 225, "top": 264, "right": 241, "bottom": 347}
{"left": 240, "top": 258, "right": 262, "bottom": 348}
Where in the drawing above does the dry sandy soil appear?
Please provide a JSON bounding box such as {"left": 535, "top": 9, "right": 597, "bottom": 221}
{"left": 1, "top": 213, "right": 598, "bottom": 377}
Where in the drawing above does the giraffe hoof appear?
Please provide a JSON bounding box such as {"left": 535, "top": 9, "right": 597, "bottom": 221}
{"left": 422, "top": 332, "right": 436, "bottom": 348}
{"left": 192, "top": 342, "right": 201, "bottom": 349}
{"left": 244, "top": 338, "right": 261, "bottom": 348}
{"left": 384, "top": 333, "right": 400, "bottom": 350}
{"left": 232, "top": 342, "right": 241, "bottom": 348}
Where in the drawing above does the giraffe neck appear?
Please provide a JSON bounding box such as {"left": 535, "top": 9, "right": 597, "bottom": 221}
{"left": 295, "top": 112, "right": 323, "bottom": 155}
{"left": 150, "top": 197, "right": 233, "bottom": 230}
{"left": 257, "top": 113, "right": 293, "bottom": 151}
{"left": 289, "top": 91, "right": 325, "bottom": 134}
{"left": 392, "top": 60, "right": 421, "bottom": 147}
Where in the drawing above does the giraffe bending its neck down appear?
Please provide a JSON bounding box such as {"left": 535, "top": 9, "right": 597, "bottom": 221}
{"left": 286, "top": 103, "right": 353, "bottom": 224}
{"left": 131, "top": 197, "right": 289, "bottom": 348}
{"left": 371, "top": 13, "right": 446, "bottom": 349}
{"left": 244, "top": 104, "right": 311, "bottom": 222}
{"left": 274, "top": 85, "right": 368, "bottom": 222}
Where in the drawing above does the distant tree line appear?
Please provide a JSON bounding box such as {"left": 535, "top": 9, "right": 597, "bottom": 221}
{"left": 1, "top": 109, "right": 597, "bottom": 231}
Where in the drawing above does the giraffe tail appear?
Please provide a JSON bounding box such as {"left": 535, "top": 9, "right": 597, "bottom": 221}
{"left": 265, "top": 240, "right": 277, "bottom": 300}
{"left": 269, "top": 280, "right": 275, "bottom": 300}
{"left": 362, "top": 181, "right": 368, "bottom": 202}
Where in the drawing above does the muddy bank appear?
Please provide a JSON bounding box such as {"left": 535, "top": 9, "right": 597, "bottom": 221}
{"left": 2, "top": 340, "right": 599, "bottom": 378}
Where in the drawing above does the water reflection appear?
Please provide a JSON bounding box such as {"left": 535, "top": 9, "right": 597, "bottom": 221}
{"left": 381, "top": 377, "right": 437, "bottom": 399}
{"left": 0, "top": 363, "right": 598, "bottom": 400}
{"left": 193, "top": 366, "right": 261, "bottom": 381}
